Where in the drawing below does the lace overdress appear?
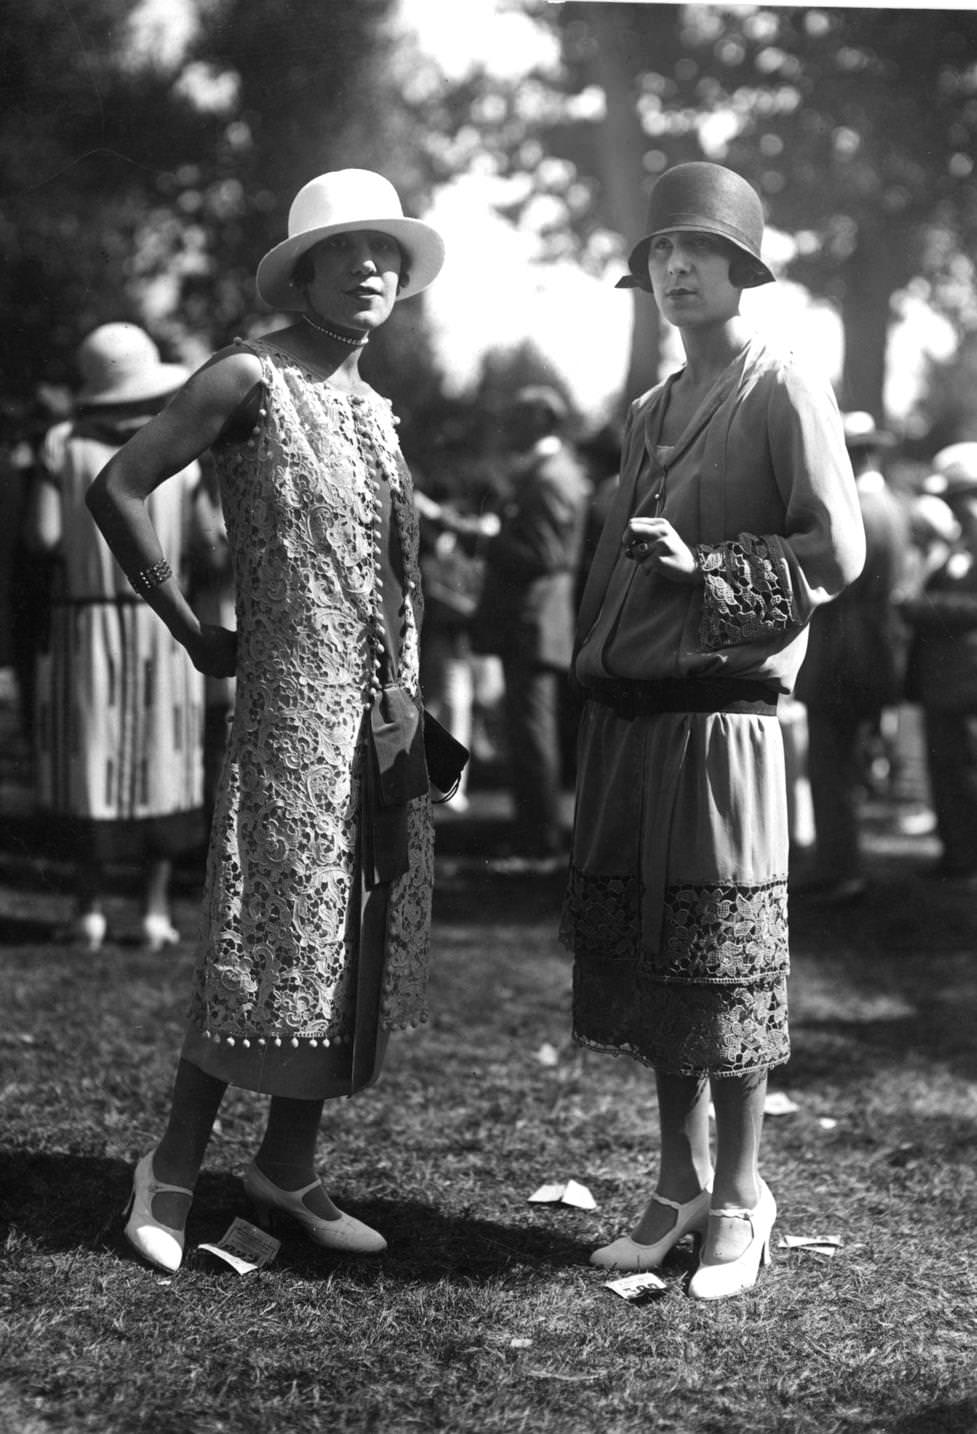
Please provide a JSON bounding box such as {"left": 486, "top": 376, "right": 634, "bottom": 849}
{"left": 181, "top": 342, "right": 433, "bottom": 1098}
{"left": 561, "top": 337, "right": 864, "bottom": 1078}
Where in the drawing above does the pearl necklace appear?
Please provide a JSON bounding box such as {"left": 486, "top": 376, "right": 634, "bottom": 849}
{"left": 302, "top": 312, "right": 369, "bottom": 347}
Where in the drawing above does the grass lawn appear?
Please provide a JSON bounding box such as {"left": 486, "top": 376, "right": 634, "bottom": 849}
{"left": 0, "top": 799, "right": 976, "bottom": 1434}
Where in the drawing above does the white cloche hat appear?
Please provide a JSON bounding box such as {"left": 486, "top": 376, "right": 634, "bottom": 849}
{"left": 256, "top": 168, "right": 445, "bottom": 310}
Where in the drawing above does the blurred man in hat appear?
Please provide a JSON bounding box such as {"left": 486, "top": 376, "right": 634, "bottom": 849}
{"left": 471, "top": 384, "right": 591, "bottom": 873}
{"left": 793, "top": 411, "right": 912, "bottom": 902}
{"left": 900, "top": 442, "right": 977, "bottom": 881}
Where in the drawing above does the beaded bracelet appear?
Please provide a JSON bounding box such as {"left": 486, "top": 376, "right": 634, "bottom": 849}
{"left": 131, "top": 558, "right": 173, "bottom": 595}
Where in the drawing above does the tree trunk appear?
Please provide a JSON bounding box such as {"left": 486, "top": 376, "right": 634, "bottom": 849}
{"left": 582, "top": 5, "right": 662, "bottom": 411}
{"left": 838, "top": 221, "right": 907, "bottom": 423}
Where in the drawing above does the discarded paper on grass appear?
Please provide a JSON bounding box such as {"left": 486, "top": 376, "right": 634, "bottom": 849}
{"left": 604, "top": 1271, "right": 667, "bottom": 1303}
{"left": 763, "top": 1091, "right": 800, "bottom": 1116}
{"left": 528, "top": 1179, "right": 597, "bottom": 1210}
{"left": 198, "top": 1217, "right": 281, "bottom": 1274}
{"left": 778, "top": 1234, "right": 843, "bottom": 1257}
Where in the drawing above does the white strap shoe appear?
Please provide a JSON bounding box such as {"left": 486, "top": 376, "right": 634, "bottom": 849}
{"left": 243, "top": 1162, "right": 387, "bottom": 1255}
{"left": 688, "top": 1179, "right": 777, "bottom": 1301}
{"left": 142, "top": 914, "right": 180, "bottom": 952}
{"left": 123, "top": 1151, "right": 193, "bottom": 1273}
{"left": 590, "top": 1186, "right": 712, "bottom": 1271}
{"left": 62, "top": 911, "right": 107, "bottom": 951}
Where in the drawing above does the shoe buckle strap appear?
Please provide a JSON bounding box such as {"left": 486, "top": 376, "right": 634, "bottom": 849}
{"left": 147, "top": 1176, "right": 194, "bottom": 1199}
{"left": 650, "top": 1188, "right": 709, "bottom": 1214}
{"left": 650, "top": 1193, "right": 684, "bottom": 1213}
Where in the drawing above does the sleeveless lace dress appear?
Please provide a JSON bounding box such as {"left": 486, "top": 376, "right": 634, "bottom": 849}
{"left": 181, "top": 341, "right": 433, "bottom": 1098}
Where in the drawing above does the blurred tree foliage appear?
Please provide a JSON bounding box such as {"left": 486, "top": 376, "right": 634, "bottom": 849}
{"left": 186, "top": 0, "right": 448, "bottom": 463}
{"left": 715, "top": 6, "right": 977, "bottom": 425}
{"left": 9, "top": 1, "right": 977, "bottom": 453}
{"left": 1, "top": 0, "right": 208, "bottom": 402}
{"left": 406, "top": 2, "right": 977, "bottom": 429}
{"left": 1, "top": 0, "right": 445, "bottom": 455}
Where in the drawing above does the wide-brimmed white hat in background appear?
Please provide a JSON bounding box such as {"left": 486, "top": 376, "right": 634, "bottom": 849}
{"left": 77, "top": 323, "right": 188, "bottom": 406}
{"left": 256, "top": 168, "right": 446, "bottom": 311}
{"left": 843, "top": 410, "right": 895, "bottom": 450}
{"left": 925, "top": 441, "right": 977, "bottom": 500}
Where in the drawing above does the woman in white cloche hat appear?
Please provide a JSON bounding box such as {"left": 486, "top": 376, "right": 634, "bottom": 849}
{"left": 87, "top": 169, "right": 445, "bottom": 1272}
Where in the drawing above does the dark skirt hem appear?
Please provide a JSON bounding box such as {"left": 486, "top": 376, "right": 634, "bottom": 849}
{"left": 181, "top": 1023, "right": 389, "bottom": 1100}
{"left": 35, "top": 810, "right": 205, "bottom": 862}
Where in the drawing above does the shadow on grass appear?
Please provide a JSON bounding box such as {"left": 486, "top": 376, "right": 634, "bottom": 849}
{"left": 433, "top": 868, "right": 568, "bottom": 928}
{"left": 0, "top": 914, "right": 198, "bottom": 952}
{"left": 780, "top": 862, "right": 977, "bottom": 1083}
{"left": 0, "top": 1148, "right": 591, "bottom": 1280}
{"left": 0, "top": 842, "right": 207, "bottom": 898}
{"left": 888, "top": 1398, "right": 977, "bottom": 1434}
{"left": 787, "top": 1007, "right": 977, "bottom": 1085}
{"left": 0, "top": 912, "right": 54, "bottom": 944}
{"left": 789, "top": 859, "right": 976, "bottom": 953}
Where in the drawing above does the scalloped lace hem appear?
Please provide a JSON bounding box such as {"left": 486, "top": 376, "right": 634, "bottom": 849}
{"left": 571, "top": 1030, "right": 789, "bottom": 1079}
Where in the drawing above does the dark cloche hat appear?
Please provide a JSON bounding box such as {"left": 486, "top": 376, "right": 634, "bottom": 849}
{"left": 617, "top": 161, "right": 775, "bottom": 293}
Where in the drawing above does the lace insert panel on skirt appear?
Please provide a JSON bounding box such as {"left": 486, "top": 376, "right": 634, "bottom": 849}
{"left": 561, "top": 865, "right": 789, "bottom": 1076}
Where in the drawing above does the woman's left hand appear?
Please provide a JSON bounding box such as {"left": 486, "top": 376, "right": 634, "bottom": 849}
{"left": 187, "top": 624, "right": 238, "bottom": 678}
{"left": 623, "top": 517, "right": 702, "bottom": 584}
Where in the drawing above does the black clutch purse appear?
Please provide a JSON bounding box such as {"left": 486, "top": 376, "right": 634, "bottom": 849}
{"left": 423, "top": 710, "right": 470, "bottom": 803}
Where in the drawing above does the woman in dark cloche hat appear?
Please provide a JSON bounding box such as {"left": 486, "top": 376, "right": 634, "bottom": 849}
{"left": 561, "top": 161, "right": 866, "bottom": 1299}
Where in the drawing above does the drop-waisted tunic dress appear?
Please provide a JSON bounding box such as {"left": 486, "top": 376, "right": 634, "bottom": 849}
{"left": 181, "top": 341, "right": 434, "bottom": 1099}
{"left": 35, "top": 412, "right": 204, "bottom": 860}
{"left": 560, "top": 336, "right": 865, "bottom": 1078}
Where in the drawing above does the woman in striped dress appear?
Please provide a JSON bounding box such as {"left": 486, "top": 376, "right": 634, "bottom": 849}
{"left": 30, "top": 324, "right": 204, "bottom": 951}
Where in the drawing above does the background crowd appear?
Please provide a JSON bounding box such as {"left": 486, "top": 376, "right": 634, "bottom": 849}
{"left": 3, "top": 4, "right": 977, "bottom": 1427}
{"left": 6, "top": 356, "right": 977, "bottom": 916}
{"left": 4, "top": 5, "right": 977, "bottom": 910}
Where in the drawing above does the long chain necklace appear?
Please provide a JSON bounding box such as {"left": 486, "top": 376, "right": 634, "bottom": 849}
{"left": 302, "top": 312, "right": 369, "bottom": 348}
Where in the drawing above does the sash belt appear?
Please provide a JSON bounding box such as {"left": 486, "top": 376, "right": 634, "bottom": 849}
{"left": 584, "top": 676, "right": 779, "bottom": 719}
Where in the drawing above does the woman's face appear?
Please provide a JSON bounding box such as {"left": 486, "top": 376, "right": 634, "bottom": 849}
{"left": 646, "top": 230, "right": 742, "bottom": 329}
{"left": 304, "top": 229, "right": 404, "bottom": 333}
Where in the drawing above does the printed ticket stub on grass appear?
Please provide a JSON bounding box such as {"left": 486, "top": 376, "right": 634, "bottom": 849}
{"left": 604, "top": 1272, "right": 668, "bottom": 1303}
{"left": 198, "top": 1218, "right": 281, "bottom": 1274}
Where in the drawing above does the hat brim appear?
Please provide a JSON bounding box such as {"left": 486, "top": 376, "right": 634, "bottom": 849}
{"left": 256, "top": 217, "right": 445, "bottom": 310}
{"left": 77, "top": 364, "right": 189, "bottom": 406}
{"left": 846, "top": 430, "right": 896, "bottom": 450}
{"left": 615, "top": 224, "right": 775, "bottom": 292}
{"left": 935, "top": 477, "right": 977, "bottom": 501}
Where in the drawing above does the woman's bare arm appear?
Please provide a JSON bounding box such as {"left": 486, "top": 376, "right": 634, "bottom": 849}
{"left": 23, "top": 471, "right": 63, "bottom": 555}
{"left": 86, "top": 346, "right": 261, "bottom": 676}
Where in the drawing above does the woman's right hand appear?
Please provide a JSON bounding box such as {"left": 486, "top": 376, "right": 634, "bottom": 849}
{"left": 187, "top": 624, "right": 237, "bottom": 678}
